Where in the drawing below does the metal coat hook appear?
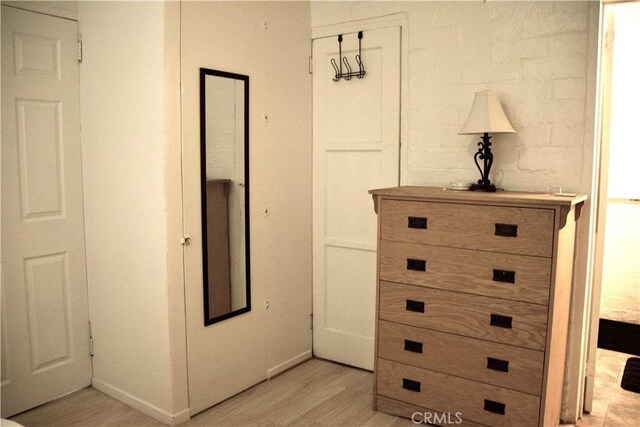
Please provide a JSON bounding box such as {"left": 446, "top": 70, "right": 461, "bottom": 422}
{"left": 331, "top": 31, "right": 366, "bottom": 82}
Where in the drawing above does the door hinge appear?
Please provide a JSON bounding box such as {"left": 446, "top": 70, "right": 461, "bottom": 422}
{"left": 78, "top": 35, "right": 83, "bottom": 63}
{"left": 309, "top": 56, "right": 313, "bottom": 74}
{"left": 89, "top": 321, "right": 94, "bottom": 357}
{"left": 181, "top": 236, "right": 192, "bottom": 246}
{"left": 310, "top": 313, "right": 313, "bottom": 330}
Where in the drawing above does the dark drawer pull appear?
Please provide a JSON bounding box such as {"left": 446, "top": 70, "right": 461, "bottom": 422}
{"left": 402, "top": 378, "right": 421, "bottom": 392}
{"left": 492, "top": 269, "right": 516, "bottom": 284}
{"left": 484, "top": 399, "right": 506, "bottom": 415}
{"left": 495, "top": 223, "right": 518, "bottom": 237}
{"left": 407, "top": 258, "right": 426, "bottom": 272}
{"left": 487, "top": 357, "right": 510, "bottom": 372}
{"left": 408, "top": 216, "right": 427, "bottom": 229}
{"left": 404, "top": 339, "right": 423, "bottom": 354}
{"left": 490, "top": 314, "right": 512, "bottom": 329}
{"left": 405, "top": 299, "right": 425, "bottom": 313}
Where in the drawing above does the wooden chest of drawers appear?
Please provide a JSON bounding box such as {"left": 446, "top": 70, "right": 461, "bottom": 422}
{"left": 369, "top": 186, "right": 586, "bottom": 427}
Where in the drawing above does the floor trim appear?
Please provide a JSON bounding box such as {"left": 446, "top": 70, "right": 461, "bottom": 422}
{"left": 267, "top": 350, "right": 312, "bottom": 379}
{"left": 92, "top": 378, "right": 190, "bottom": 426}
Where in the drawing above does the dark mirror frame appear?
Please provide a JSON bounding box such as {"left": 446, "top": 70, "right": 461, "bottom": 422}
{"left": 200, "top": 68, "right": 250, "bottom": 326}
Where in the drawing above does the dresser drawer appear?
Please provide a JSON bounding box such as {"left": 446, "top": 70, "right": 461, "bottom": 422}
{"left": 379, "top": 281, "right": 548, "bottom": 350}
{"left": 377, "top": 359, "right": 540, "bottom": 427}
{"left": 380, "top": 200, "right": 555, "bottom": 257}
{"left": 376, "top": 396, "right": 485, "bottom": 427}
{"left": 378, "top": 321, "right": 544, "bottom": 395}
{"left": 380, "top": 240, "right": 552, "bottom": 305}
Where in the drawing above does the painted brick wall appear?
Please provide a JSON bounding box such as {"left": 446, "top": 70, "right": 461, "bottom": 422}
{"left": 312, "top": 1, "right": 598, "bottom": 192}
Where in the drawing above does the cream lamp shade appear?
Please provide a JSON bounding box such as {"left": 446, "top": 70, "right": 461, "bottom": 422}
{"left": 459, "top": 90, "right": 516, "bottom": 135}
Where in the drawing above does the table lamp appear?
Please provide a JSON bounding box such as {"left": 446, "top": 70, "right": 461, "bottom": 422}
{"left": 459, "top": 90, "right": 516, "bottom": 192}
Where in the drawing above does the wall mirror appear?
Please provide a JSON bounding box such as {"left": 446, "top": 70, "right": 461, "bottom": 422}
{"left": 200, "top": 68, "right": 250, "bottom": 325}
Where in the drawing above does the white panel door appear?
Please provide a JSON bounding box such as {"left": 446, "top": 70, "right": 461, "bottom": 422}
{"left": 1, "top": 6, "right": 92, "bottom": 417}
{"left": 312, "top": 27, "right": 400, "bottom": 370}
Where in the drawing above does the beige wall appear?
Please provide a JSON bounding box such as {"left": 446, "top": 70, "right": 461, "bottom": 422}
{"left": 180, "top": 0, "right": 313, "bottom": 379}
{"left": 79, "top": 1, "right": 188, "bottom": 423}
{"left": 600, "top": 201, "right": 640, "bottom": 324}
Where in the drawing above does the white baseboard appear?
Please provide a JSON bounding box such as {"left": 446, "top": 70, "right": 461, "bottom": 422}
{"left": 92, "top": 378, "right": 190, "bottom": 426}
{"left": 267, "top": 350, "right": 312, "bottom": 379}
{"left": 170, "top": 408, "right": 191, "bottom": 426}
{"left": 91, "top": 352, "right": 312, "bottom": 424}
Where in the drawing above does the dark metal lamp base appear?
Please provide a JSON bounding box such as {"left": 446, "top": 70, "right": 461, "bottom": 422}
{"left": 470, "top": 133, "right": 498, "bottom": 193}
{"left": 470, "top": 183, "right": 497, "bottom": 192}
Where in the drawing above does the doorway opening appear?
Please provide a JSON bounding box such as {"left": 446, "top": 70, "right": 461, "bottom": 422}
{"left": 586, "top": 1, "right": 640, "bottom": 424}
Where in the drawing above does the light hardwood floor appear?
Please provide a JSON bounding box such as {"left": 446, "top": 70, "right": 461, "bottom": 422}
{"left": 9, "top": 352, "right": 639, "bottom": 427}
{"left": 576, "top": 349, "right": 640, "bottom": 427}
{"left": 9, "top": 359, "right": 413, "bottom": 427}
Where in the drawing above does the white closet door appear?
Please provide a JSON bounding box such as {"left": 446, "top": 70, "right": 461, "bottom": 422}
{"left": 312, "top": 27, "right": 400, "bottom": 370}
{"left": 1, "top": 6, "right": 92, "bottom": 417}
{"left": 180, "top": 3, "right": 267, "bottom": 415}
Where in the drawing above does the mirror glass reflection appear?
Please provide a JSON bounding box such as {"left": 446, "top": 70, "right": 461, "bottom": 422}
{"left": 200, "top": 68, "right": 250, "bottom": 325}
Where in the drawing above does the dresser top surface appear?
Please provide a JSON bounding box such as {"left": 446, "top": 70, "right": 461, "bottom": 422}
{"left": 369, "top": 186, "right": 587, "bottom": 207}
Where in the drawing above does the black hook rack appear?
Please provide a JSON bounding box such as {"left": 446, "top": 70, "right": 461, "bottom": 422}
{"left": 331, "top": 31, "right": 366, "bottom": 82}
